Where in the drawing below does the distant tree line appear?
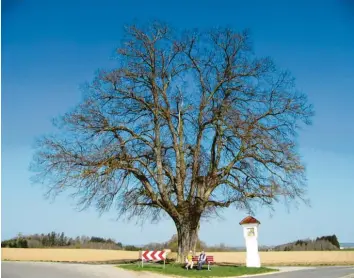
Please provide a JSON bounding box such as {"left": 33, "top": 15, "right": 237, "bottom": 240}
{"left": 2, "top": 232, "right": 341, "bottom": 252}
{"left": 273, "top": 234, "right": 340, "bottom": 251}
{"left": 1, "top": 232, "right": 241, "bottom": 252}
{"left": 143, "top": 234, "right": 244, "bottom": 252}
{"left": 1, "top": 232, "right": 124, "bottom": 250}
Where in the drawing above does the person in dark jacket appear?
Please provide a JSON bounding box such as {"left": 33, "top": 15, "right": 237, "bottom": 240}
{"left": 197, "top": 250, "right": 206, "bottom": 270}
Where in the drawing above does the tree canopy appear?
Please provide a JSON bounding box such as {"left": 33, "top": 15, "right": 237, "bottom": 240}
{"left": 31, "top": 21, "right": 314, "bottom": 261}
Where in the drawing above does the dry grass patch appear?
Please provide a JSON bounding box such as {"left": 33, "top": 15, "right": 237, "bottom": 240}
{"left": 168, "top": 251, "right": 354, "bottom": 266}
{"left": 1, "top": 248, "right": 138, "bottom": 263}
{"left": 2, "top": 248, "right": 354, "bottom": 266}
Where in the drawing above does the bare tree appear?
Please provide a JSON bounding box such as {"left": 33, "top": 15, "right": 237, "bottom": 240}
{"left": 31, "top": 21, "right": 314, "bottom": 262}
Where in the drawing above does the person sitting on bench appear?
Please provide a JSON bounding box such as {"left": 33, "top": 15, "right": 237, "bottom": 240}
{"left": 197, "top": 250, "right": 206, "bottom": 270}
{"left": 185, "top": 250, "right": 194, "bottom": 269}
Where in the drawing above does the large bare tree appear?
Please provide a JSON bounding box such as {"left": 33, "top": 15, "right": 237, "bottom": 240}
{"left": 31, "top": 22, "right": 313, "bottom": 262}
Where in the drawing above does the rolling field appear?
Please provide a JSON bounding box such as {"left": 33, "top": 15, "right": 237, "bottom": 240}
{"left": 2, "top": 248, "right": 354, "bottom": 266}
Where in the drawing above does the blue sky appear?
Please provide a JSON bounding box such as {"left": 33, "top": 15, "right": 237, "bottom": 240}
{"left": 2, "top": 0, "right": 354, "bottom": 246}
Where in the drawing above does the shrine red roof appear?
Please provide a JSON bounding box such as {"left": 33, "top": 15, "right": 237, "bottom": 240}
{"left": 239, "top": 216, "right": 260, "bottom": 225}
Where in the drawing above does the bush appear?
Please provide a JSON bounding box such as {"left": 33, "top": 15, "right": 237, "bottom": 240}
{"left": 124, "top": 245, "right": 140, "bottom": 251}
{"left": 1, "top": 238, "right": 28, "bottom": 248}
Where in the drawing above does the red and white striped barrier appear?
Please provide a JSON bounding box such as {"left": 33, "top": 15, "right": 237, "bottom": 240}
{"left": 140, "top": 250, "right": 168, "bottom": 268}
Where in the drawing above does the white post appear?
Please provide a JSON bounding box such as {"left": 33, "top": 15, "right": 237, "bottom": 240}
{"left": 240, "top": 216, "right": 261, "bottom": 268}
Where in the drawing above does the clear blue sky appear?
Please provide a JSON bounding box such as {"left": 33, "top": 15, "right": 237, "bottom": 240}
{"left": 2, "top": 0, "right": 354, "bottom": 246}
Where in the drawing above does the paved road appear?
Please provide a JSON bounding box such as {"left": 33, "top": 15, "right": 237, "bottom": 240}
{"left": 1, "top": 262, "right": 159, "bottom": 278}
{"left": 249, "top": 266, "right": 354, "bottom": 278}
{"left": 2, "top": 262, "right": 354, "bottom": 278}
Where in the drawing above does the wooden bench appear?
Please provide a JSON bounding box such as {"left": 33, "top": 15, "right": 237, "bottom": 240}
{"left": 191, "top": 255, "right": 214, "bottom": 270}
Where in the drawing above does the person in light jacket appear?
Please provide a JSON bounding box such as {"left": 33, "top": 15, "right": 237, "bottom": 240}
{"left": 185, "top": 250, "right": 194, "bottom": 269}
{"left": 197, "top": 250, "right": 206, "bottom": 270}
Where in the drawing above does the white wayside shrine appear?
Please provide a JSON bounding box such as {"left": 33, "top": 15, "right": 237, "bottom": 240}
{"left": 239, "top": 216, "right": 261, "bottom": 268}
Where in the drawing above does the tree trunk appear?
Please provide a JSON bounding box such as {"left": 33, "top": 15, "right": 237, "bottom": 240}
{"left": 175, "top": 219, "right": 200, "bottom": 263}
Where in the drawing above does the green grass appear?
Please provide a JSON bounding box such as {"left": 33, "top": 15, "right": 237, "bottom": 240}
{"left": 117, "top": 263, "right": 277, "bottom": 277}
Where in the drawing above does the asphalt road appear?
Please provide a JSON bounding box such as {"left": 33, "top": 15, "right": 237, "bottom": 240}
{"left": 263, "top": 266, "right": 354, "bottom": 278}
{"left": 2, "top": 262, "right": 354, "bottom": 278}
{"left": 1, "top": 262, "right": 157, "bottom": 278}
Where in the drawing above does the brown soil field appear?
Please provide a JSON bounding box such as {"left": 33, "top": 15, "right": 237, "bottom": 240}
{"left": 2, "top": 248, "right": 354, "bottom": 266}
